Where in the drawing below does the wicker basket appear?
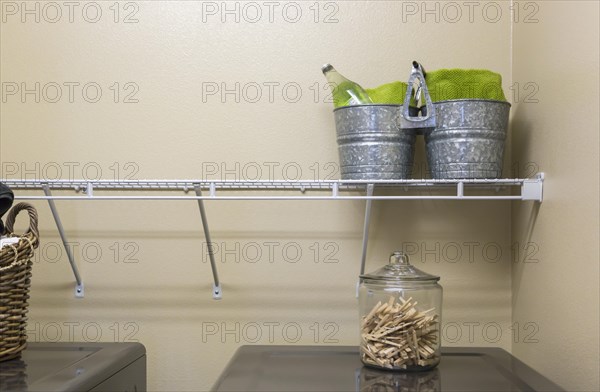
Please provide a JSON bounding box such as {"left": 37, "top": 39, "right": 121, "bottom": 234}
{"left": 0, "top": 203, "right": 39, "bottom": 362}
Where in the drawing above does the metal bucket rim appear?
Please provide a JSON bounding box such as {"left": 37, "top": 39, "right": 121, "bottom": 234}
{"left": 429, "top": 98, "right": 511, "bottom": 107}
{"left": 333, "top": 104, "right": 420, "bottom": 112}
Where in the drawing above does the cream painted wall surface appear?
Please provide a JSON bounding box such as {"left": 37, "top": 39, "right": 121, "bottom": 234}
{"left": 1, "top": 2, "right": 515, "bottom": 390}
{"left": 512, "top": 1, "right": 600, "bottom": 391}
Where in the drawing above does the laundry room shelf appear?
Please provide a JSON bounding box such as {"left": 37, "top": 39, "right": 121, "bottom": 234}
{"left": 1, "top": 173, "right": 544, "bottom": 300}
{"left": 3, "top": 174, "right": 543, "bottom": 201}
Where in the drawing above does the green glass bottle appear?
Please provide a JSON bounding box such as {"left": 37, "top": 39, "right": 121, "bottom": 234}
{"left": 321, "top": 64, "right": 373, "bottom": 108}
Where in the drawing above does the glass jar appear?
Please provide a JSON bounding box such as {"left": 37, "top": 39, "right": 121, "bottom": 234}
{"left": 359, "top": 251, "right": 442, "bottom": 371}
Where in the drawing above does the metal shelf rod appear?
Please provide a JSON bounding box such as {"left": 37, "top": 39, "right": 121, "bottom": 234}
{"left": 194, "top": 186, "right": 221, "bottom": 300}
{"left": 360, "top": 184, "right": 375, "bottom": 276}
{"left": 13, "top": 195, "right": 525, "bottom": 201}
{"left": 42, "top": 186, "right": 84, "bottom": 298}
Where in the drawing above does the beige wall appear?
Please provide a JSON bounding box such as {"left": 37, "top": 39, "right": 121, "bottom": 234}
{"left": 0, "top": 1, "right": 596, "bottom": 391}
{"left": 511, "top": 1, "right": 600, "bottom": 391}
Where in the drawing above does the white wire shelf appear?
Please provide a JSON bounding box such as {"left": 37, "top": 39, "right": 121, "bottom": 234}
{"left": 2, "top": 174, "right": 544, "bottom": 201}
{"left": 1, "top": 174, "right": 543, "bottom": 300}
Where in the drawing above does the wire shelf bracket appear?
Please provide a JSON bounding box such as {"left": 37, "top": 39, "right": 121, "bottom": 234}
{"left": 42, "top": 185, "right": 84, "bottom": 298}
{"left": 194, "top": 185, "right": 222, "bottom": 300}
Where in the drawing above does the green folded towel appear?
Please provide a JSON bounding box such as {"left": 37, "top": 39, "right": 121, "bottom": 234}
{"left": 366, "top": 81, "right": 417, "bottom": 106}
{"left": 336, "top": 68, "right": 505, "bottom": 107}
{"left": 424, "top": 69, "right": 506, "bottom": 103}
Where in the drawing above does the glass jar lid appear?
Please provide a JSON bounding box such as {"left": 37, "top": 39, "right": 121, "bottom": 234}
{"left": 360, "top": 251, "right": 440, "bottom": 282}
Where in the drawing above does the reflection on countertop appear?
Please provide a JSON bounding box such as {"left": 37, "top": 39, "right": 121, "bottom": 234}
{"left": 0, "top": 358, "right": 28, "bottom": 391}
{"left": 358, "top": 366, "right": 440, "bottom": 392}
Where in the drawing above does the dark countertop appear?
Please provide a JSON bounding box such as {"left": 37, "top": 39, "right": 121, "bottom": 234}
{"left": 0, "top": 342, "right": 146, "bottom": 392}
{"left": 212, "top": 345, "right": 564, "bottom": 392}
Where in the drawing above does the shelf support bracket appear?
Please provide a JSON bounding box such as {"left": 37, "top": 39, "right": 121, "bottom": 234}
{"left": 42, "top": 185, "right": 84, "bottom": 298}
{"left": 357, "top": 184, "right": 375, "bottom": 297}
{"left": 332, "top": 183, "right": 339, "bottom": 198}
{"left": 521, "top": 172, "right": 544, "bottom": 202}
{"left": 194, "top": 185, "right": 222, "bottom": 300}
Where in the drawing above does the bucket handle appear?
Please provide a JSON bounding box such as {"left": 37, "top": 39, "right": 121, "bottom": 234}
{"left": 398, "top": 61, "right": 436, "bottom": 131}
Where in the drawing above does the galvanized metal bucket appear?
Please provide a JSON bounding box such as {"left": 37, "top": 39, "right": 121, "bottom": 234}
{"left": 423, "top": 99, "right": 511, "bottom": 179}
{"left": 333, "top": 63, "right": 435, "bottom": 180}
{"left": 334, "top": 105, "right": 419, "bottom": 180}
